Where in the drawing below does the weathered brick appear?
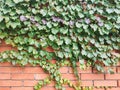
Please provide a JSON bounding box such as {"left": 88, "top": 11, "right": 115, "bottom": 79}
{"left": 0, "top": 87, "right": 10, "bottom": 90}
{"left": 41, "top": 87, "right": 56, "bottom": 90}
{"left": 24, "top": 80, "right": 38, "bottom": 86}
{"left": 81, "top": 74, "right": 104, "bottom": 80}
{"left": 81, "top": 81, "right": 93, "bottom": 86}
{"left": 0, "top": 46, "right": 12, "bottom": 52}
{"left": 94, "top": 81, "right": 117, "bottom": 86}
{"left": 0, "top": 62, "right": 11, "bottom": 66}
{"left": 11, "top": 74, "right": 34, "bottom": 80}
{"left": 34, "top": 74, "right": 49, "bottom": 80}
{"left": 118, "top": 80, "right": 120, "bottom": 86}
{"left": 0, "top": 80, "right": 22, "bottom": 86}
{"left": 93, "top": 88, "right": 105, "bottom": 90}
{"left": 11, "top": 87, "right": 33, "bottom": 90}
{"left": 62, "top": 74, "right": 77, "bottom": 80}
{"left": 117, "top": 67, "right": 120, "bottom": 73}
{"left": 105, "top": 74, "right": 120, "bottom": 79}
{"left": 59, "top": 67, "right": 69, "bottom": 73}
{"left": 0, "top": 74, "right": 10, "bottom": 79}
{"left": 106, "top": 87, "right": 120, "bottom": 90}
{"left": 23, "top": 67, "right": 45, "bottom": 73}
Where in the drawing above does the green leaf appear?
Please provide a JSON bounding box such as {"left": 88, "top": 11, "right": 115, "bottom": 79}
{"left": 47, "top": 22, "right": 52, "bottom": 28}
{"left": 49, "top": 35, "right": 56, "bottom": 41}
{"left": 13, "top": 0, "right": 23, "bottom": 3}
{"left": 56, "top": 39, "right": 63, "bottom": 45}
{"left": 51, "top": 28, "right": 59, "bottom": 34}
{"left": 64, "top": 37, "right": 71, "bottom": 45}
{"left": 57, "top": 51, "right": 64, "bottom": 58}
{"left": 76, "top": 22, "right": 82, "bottom": 28}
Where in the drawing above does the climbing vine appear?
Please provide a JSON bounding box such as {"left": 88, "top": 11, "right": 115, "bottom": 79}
{"left": 0, "top": 0, "right": 120, "bottom": 90}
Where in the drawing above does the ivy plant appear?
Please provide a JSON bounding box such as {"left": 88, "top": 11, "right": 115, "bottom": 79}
{"left": 0, "top": 0, "right": 120, "bottom": 90}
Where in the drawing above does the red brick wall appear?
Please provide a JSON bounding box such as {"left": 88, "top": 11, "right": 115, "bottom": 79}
{"left": 0, "top": 41, "right": 120, "bottom": 90}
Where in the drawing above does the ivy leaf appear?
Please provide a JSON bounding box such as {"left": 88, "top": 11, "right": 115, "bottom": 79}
{"left": 47, "top": 22, "right": 52, "bottom": 28}
{"left": 56, "top": 39, "right": 63, "bottom": 45}
{"left": 40, "top": 9, "right": 47, "bottom": 16}
{"left": 49, "top": 35, "right": 56, "bottom": 41}
{"left": 106, "top": 8, "right": 114, "bottom": 14}
{"left": 76, "top": 22, "right": 82, "bottom": 28}
{"left": 51, "top": 28, "right": 59, "bottom": 34}
{"left": 64, "top": 37, "right": 71, "bottom": 45}
{"left": 81, "top": 50, "right": 87, "bottom": 56}
{"left": 6, "top": 0, "right": 15, "bottom": 7}
{"left": 13, "top": 0, "right": 23, "bottom": 3}
{"left": 0, "top": 16, "right": 3, "bottom": 22}
{"left": 57, "top": 51, "right": 64, "bottom": 58}
{"left": 60, "top": 28, "right": 68, "bottom": 34}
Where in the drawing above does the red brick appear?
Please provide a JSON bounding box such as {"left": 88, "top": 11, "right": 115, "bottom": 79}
{"left": 24, "top": 80, "right": 38, "bottom": 86}
{"left": 23, "top": 67, "right": 45, "bottom": 73}
{"left": 0, "top": 74, "right": 10, "bottom": 79}
{"left": 34, "top": 74, "right": 49, "bottom": 80}
{"left": 93, "top": 88, "right": 105, "bottom": 90}
{"left": 11, "top": 67, "right": 23, "bottom": 73}
{"left": 0, "top": 80, "right": 22, "bottom": 86}
{"left": 81, "top": 74, "right": 104, "bottom": 80}
{"left": 0, "top": 67, "right": 10, "bottom": 73}
{"left": 0, "top": 46, "right": 12, "bottom": 52}
{"left": 69, "top": 67, "right": 92, "bottom": 73}
{"left": 11, "top": 87, "right": 33, "bottom": 90}
{"left": 11, "top": 74, "right": 34, "bottom": 80}
{"left": 44, "top": 46, "right": 54, "bottom": 52}
{"left": 106, "top": 87, "right": 120, "bottom": 90}
{"left": 117, "top": 67, "right": 120, "bottom": 73}
{"left": 41, "top": 87, "right": 56, "bottom": 90}
{"left": 0, "top": 67, "right": 23, "bottom": 73}
{"left": 0, "top": 87, "right": 10, "bottom": 90}
{"left": 62, "top": 74, "right": 77, "bottom": 80}
{"left": 59, "top": 67, "right": 69, "bottom": 73}
{"left": 118, "top": 80, "right": 120, "bottom": 86}
{"left": 81, "top": 81, "right": 93, "bottom": 86}
{"left": 94, "top": 81, "right": 117, "bottom": 86}
{"left": 65, "top": 88, "right": 74, "bottom": 90}
{"left": 105, "top": 74, "right": 120, "bottom": 79}
{"left": 0, "top": 62, "right": 12, "bottom": 66}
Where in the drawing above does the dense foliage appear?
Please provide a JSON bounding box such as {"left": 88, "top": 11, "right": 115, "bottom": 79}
{"left": 0, "top": 0, "right": 120, "bottom": 90}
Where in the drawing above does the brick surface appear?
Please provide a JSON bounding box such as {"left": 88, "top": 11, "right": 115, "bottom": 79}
{"left": 24, "top": 80, "right": 38, "bottom": 86}
{"left": 11, "top": 87, "right": 33, "bottom": 90}
{"left": 11, "top": 74, "right": 34, "bottom": 80}
{"left": 0, "top": 80, "right": 22, "bottom": 86}
{"left": 34, "top": 74, "right": 49, "bottom": 80}
{"left": 81, "top": 81, "right": 93, "bottom": 86}
{"left": 118, "top": 80, "right": 120, "bottom": 86}
{"left": 93, "top": 88, "right": 105, "bottom": 90}
{"left": 0, "top": 87, "right": 10, "bottom": 90}
{"left": 106, "top": 87, "right": 120, "bottom": 90}
{"left": 81, "top": 74, "right": 104, "bottom": 80}
{"left": 62, "top": 74, "right": 77, "bottom": 80}
{"left": 117, "top": 67, "right": 120, "bottom": 73}
{"left": 41, "top": 87, "right": 56, "bottom": 90}
{"left": 94, "top": 81, "right": 117, "bottom": 86}
{"left": 59, "top": 67, "right": 69, "bottom": 73}
{"left": 23, "top": 67, "right": 45, "bottom": 73}
{"left": 0, "top": 74, "right": 10, "bottom": 79}
{"left": 0, "top": 46, "right": 12, "bottom": 52}
{"left": 105, "top": 74, "right": 120, "bottom": 79}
